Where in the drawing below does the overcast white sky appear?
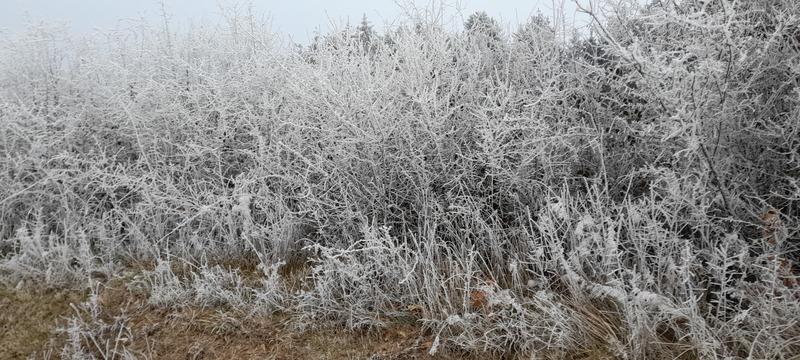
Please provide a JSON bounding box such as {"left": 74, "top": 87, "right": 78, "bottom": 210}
{"left": 0, "top": 0, "right": 590, "bottom": 43}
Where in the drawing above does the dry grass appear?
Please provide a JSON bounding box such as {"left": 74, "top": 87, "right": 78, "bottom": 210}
{"left": 0, "top": 288, "right": 86, "bottom": 359}
{"left": 2, "top": 277, "right": 471, "bottom": 359}
{"left": 1, "top": 274, "right": 624, "bottom": 359}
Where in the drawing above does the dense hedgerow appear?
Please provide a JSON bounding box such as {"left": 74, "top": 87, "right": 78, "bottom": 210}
{"left": 1, "top": 0, "right": 798, "bottom": 358}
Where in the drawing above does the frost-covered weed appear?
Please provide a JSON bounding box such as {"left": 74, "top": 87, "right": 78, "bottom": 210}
{"left": 251, "top": 260, "right": 288, "bottom": 314}
{"left": 57, "top": 286, "right": 135, "bottom": 360}
{"left": 427, "top": 288, "right": 576, "bottom": 356}
{"left": 295, "top": 226, "right": 419, "bottom": 330}
{"left": 0, "top": 224, "right": 110, "bottom": 288}
{"left": 191, "top": 265, "right": 249, "bottom": 308}
{"left": 145, "top": 260, "right": 191, "bottom": 307}
{"left": 145, "top": 259, "right": 289, "bottom": 313}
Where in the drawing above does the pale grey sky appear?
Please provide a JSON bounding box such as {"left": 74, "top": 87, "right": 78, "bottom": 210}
{"left": 0, "top": 0, "right": 589, "bottom": 43}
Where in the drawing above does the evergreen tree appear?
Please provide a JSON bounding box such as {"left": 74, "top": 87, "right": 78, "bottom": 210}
{"left": 356, "top": 14, "right": 377, "bottom": 54}
{"left": 513, "top": 13, "right": 554, "bottom": 49}
{"left": 464, "top": 11, "right": 502, "bottom": 44}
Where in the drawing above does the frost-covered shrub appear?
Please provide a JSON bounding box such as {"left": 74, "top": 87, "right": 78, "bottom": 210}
{"left": 295, "top": 226, "right": 420, "bottom": 329}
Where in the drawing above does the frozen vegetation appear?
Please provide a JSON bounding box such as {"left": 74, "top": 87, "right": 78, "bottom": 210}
{"left": 0, "top": 0, "right": 798, "bottom": 358}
